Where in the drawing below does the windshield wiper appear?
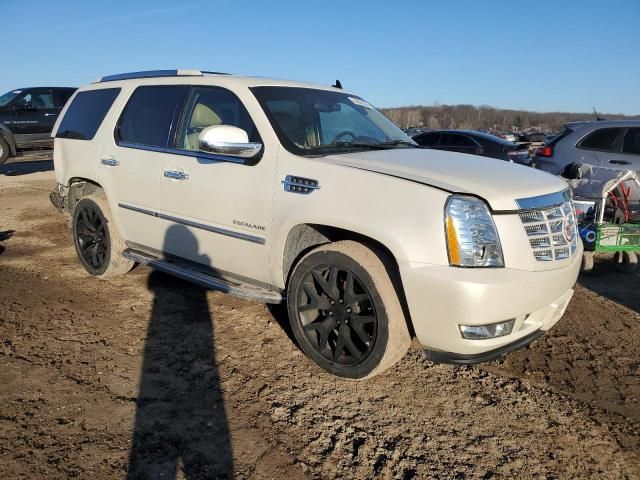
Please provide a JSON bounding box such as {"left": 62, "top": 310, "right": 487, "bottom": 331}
{"left": 308, "top": 142, "right": 385, "bottom": 151}
{"left": 308, "top": 140, "right": 419, "bottom": 152}
{"left": 373, "top": 140, "right": 419, "bottom": 148}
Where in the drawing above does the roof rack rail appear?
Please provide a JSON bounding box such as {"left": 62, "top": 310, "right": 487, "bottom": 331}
{"left": 96, "top": 69, "right": 230, "bottom": 83}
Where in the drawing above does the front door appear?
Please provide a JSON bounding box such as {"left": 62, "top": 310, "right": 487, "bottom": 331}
{"left": 10, "top": 88, "right": 59, "bottom": 147}
{"left": 157, "top": 85, "right": 275, "bottom": 283}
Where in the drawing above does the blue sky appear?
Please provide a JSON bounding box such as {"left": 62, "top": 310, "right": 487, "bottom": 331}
{"left": 3, "top": 0, "right": 639, "bottom": 114}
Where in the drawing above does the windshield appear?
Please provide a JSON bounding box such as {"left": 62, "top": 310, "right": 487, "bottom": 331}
{"left": 0, "top": 90, "right": 22, "bottom": 107}
{"left": 251, "top": 86, "right": 415, "bottom": 155}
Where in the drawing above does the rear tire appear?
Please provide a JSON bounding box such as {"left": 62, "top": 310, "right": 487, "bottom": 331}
{"left": 613, "top": 251, "right": 637, "bottom": 274}
{"left": 0, "top": 137, "right": 10, "bottom": 165}
{"left": 287, "top": 240, "right": 411, "bottom": 379}
{"left": 72, "top": 195, "right": 133, "bottom": 277}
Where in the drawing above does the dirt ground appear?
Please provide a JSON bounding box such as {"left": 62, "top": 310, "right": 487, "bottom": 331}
{"left": 1, "top": 161, "right": 639, "bottom": 479}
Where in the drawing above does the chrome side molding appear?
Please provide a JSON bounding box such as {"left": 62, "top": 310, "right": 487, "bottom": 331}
{"left": 118, "top": 203, "right": 266, "bottom": 244}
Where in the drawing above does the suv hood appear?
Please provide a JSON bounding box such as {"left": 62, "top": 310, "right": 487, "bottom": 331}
{"left": 322, "top": 149, "right": 568, "bottom": 211}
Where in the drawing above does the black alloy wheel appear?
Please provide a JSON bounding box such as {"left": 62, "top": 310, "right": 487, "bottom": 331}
{"left": 74, "top": 200, "right": 110, "bottom": 274}
{"left": 297, "top": 264, "right": 378, "bottom": 366}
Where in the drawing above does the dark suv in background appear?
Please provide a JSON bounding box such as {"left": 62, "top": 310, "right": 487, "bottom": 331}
{"left": 0, "top": 87, "right": 76, "bottom": 164}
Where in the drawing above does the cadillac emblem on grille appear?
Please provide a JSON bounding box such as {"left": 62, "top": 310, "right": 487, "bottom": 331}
{"left": 563, "top": 216, "right": 576, "bottom": 244}
{"left": 518, "top": 199, "right": 578, "bottom": 262}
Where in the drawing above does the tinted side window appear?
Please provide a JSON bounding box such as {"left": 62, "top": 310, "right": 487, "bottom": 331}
{"left": 578, "top": 128, "right": 622, "bottom": 152}
{"left": 117, "top": 86, "right": 185, "bottom": 147}
{"left": 622, "top": 128, "right": 640, "bottom": 155}
{"left": 439, "top": 133, "right": 473, "bottom": 147}
{"left": 414, "top": 133, "right": 439, "bottom": 147}
{"left": 458, "top": 136, "right": 477, "bottom": 147}
{"left": 53, "top": 88, "right": 76, "bottom": 108}
{"left": 56, "top": 88, "right": 120, "bottom": 140}
{"left": 15, "top": 88, "right": 55, "bottom": 109}
{"left": 176, "top": 86, "right": 259, "bottom": 150}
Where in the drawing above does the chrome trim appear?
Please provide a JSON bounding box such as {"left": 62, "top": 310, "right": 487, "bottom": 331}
{"left": 123, "top": 249, "right": 282, "bottom": 303}
{"left": 515, "top": 189, "right": 572, "bottom": 210}
{"left": 101, "top": 158, "right": 119, "bottom": 167}
{"left": 118, "top": 203, "right": 266, "bottom": 245}
{"left": 199, "top": 139, "right": 263, "bottom": 159}
{"left": 117, "top": 141, "right": 248, "bottom": 165}
{"left": 163, "top": 170, "right": 190, "bottom": 180}
{"left": 518, "top": 201, "right": 578, "bottom": 262}
{"left": 283, "top": 175, "right": 320, "bottom": 194}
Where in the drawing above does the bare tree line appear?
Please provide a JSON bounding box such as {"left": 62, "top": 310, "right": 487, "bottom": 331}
{"left": 381, "top": 103, "right": 640, "bottom": 133}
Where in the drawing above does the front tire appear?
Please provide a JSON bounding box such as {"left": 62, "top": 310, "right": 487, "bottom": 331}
{"left": 72, "top": 195, "right": 134, "bottom": 277}
{"left": 287, "top": 241, "right": 411, "bottom": 379}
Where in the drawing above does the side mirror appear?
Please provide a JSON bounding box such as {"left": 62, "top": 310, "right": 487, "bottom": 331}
{"left": 198, "top": 125, "right": 262, "bottom": 159}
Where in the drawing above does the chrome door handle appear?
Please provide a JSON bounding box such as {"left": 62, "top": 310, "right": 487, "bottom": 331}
{"left": 43, "top": 113, "right": 57, "bottom": 117}
{"left": 101, "top": 158, "right": 119, "bottom": 167}
{"left": 164, "top": 170, "right": 190, "bottom": 180}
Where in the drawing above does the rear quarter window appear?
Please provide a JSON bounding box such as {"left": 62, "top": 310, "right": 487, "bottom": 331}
{"left": 622, "top": 128, "right": 640, "bottom": 155}
{"left": 577, "top": 127, "right": 623, "bottom": 152}
{"left": 56, "top": 88, "right": 120, "bottom": 140}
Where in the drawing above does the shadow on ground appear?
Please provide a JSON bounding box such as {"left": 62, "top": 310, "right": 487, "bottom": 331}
{"left": 0, "top": 160, "right": 53, "bottom": 176}
{"left": 0, "top": 230, "right": 15, "bottom": 256}
{"left": 127, "top": 225, "right": 233, "bottom": 479}
{"left": 579, "top": 254, "right": 640, "bottom": 313}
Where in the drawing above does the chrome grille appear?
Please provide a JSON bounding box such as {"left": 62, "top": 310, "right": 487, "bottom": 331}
{"left": 519, "top": 201, "right": 578, "bottom": 262}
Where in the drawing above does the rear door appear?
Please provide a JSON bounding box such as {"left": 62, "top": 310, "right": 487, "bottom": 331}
{"left": 575, "top": 127, "right": 625, "bottom": 168}
{"left": 608, "top": 127, "right": 640, "bottom": 170}
{"left": 99, "top": 85, "right": 187, "bottom": 252}
{"left": 437, "top": 133, "right": 479, "bottom": 154}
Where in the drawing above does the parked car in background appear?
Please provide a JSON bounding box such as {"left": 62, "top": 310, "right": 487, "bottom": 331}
{"left": 533, "top": 120, "right": 640, "bottom": 174}
{"left": 0, "top": 87, "right": 76, "bottom": 163}
{"left": 492, "top": 131, "right": 517, "bottom": 142}
{"left": 411, "top": 129, "right": 533, "bottom": 165}
{"left": 517, "top": 131, "right": 546, "bottom": 143}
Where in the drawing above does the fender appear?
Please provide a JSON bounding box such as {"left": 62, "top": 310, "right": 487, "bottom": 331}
{"left": 0, "top": 123, "right": 17, "bottom": 156}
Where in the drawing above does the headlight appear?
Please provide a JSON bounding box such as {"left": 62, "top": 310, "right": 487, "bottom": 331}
{"left": 445, "top": 195, "right": 504, "bottom": 267}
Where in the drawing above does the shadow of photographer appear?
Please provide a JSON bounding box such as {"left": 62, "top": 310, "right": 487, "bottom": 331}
{"left": 127, "top": 224, "right": 233, "bottom": 479}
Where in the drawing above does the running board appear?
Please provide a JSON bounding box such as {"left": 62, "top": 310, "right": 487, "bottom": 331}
{"left": 123, "top": 249, "right": 283, "bottom": 304}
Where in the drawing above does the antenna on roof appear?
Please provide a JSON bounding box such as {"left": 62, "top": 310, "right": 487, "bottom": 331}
{"left": 332, "top": 79, "right": 343, "bottom": 89}
{"left": 593, "top": 106, "right": 604, "bottom": 121}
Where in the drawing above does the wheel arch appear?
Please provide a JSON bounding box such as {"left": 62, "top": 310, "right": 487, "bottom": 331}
{"left": 65, "top": 177, "right": 105, "bottom": 212}
{"left": 281, "top": 223, "right": 415, "bottom": 337}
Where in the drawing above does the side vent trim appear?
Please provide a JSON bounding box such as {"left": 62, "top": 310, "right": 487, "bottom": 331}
{"left": 283, "top": 175, "right": 320, "bottom": 195}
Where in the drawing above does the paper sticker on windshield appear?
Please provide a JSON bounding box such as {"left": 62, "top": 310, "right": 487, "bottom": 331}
{"left": 348, "top": 97, "right": 373, "bottom": 109}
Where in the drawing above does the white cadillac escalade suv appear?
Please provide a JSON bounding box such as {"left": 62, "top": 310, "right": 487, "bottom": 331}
{"left": 50, "top": 69, "right": 581, "bottom": 378}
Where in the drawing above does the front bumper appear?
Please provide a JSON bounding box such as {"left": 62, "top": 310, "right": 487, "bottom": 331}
{"left": 423, "top": 330, "right": 544, "bottom": 365}
{"left": 400, "top": 248, "right": 581, "bottom": 360}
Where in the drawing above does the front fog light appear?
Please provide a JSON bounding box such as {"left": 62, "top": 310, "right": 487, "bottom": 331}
{"left": 459, "top": 319, "right": 515, "bottom": 340}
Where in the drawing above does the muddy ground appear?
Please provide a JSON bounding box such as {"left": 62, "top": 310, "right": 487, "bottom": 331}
{"left": 1, "top": 161, "right": 639, "bottom": 479}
